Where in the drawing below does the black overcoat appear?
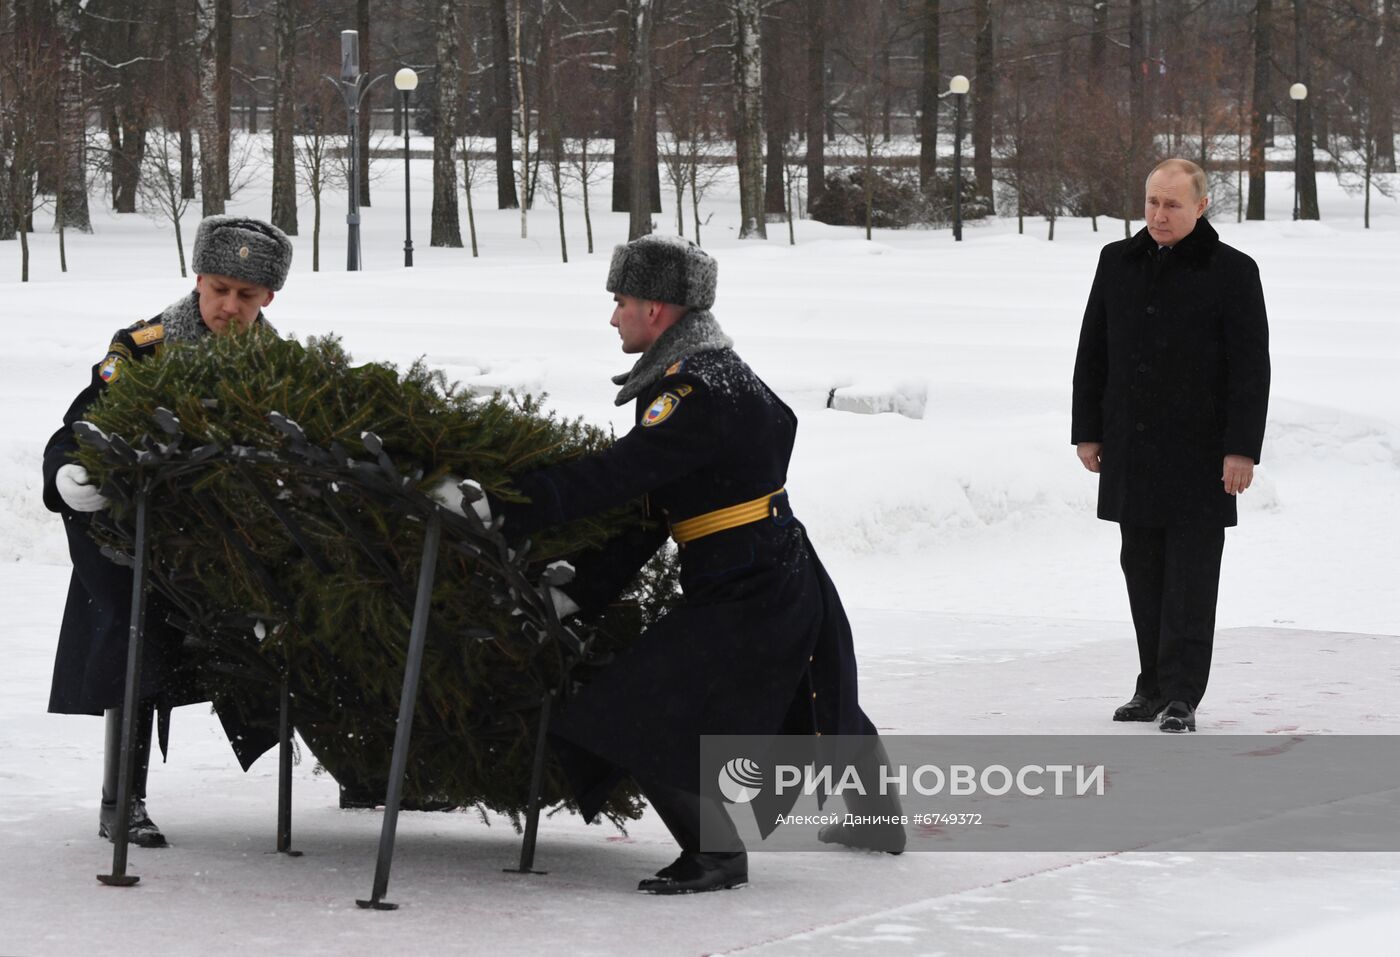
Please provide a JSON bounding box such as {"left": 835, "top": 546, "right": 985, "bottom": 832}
{"left": 495, "top": 347, "right": 877, "bottom": 820}
{"left": 42, "top": 306, "right": 276, "bottom": 768}
{"left": 1071, "top": 219, "right": 1271, "bottom": 527}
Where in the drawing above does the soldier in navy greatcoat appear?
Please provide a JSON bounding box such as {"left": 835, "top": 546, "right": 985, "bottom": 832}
{"left": 42, "top": 216, "right": 292, "bottom": 846}
{"left": 442, "top": 235, "right": 903, "bottom": 894}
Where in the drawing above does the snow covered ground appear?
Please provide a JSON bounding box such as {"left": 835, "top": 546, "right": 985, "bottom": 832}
{"left": 2, "top": 145, "right": 1398, "bottom": 955}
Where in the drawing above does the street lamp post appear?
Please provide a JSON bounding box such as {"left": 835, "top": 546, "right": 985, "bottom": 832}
{"left": 326, "top": 30, "right": 385, "bottom": 271}
{"left": 394, "top": 68, "right": 418, "bottom": 268}
{"left": 949, "top": 74, "right": 970, "bottom": 242}
{"left": 1289, "top": 82, "right": 1308, "bottom": 221}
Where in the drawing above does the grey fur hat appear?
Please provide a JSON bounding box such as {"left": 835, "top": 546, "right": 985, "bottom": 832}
{"left": 192, "top": 215, "right": 293, "bottom": 291}
{"left": 606, "top": 234, "right": 717, "bottom": 309}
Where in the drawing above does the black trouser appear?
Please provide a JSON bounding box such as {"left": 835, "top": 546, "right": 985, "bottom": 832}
{"left": 101, "top": 705, "right": 154, "bottom": 807}
{"left": 1119, "top": 524, "right": 1226, "bottom": 709}
{"left": 635, "top": 775, "right": 744, "bottom": 855}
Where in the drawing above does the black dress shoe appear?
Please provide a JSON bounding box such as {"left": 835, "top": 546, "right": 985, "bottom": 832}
{"left": 99, "top": 798, "right": 168, "bottom": 848}
{"left": 1113, "top": 694, "right": 1164, "bottom": 722}
{"left": 1158, "top": 700, "right": 1196, "bottom": 733}
{"left": 637, "top": 851, "right": 748, "bottom": 894}
{"left": 817, "top": 819, "right": 907, "bottom": 854}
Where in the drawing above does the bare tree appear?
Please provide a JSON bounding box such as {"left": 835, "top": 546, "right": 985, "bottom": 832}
{"left": 733, "top": 0, "right": 765, "bottom": 238}
{"left": 1247, "top": 0, "right": 1272, "bottom": 219}
{"left": 805, "top": 0, "right": 827, "bottom": 206}
{"left": 137, "top": 122, "right": 194, "bottom": 276}
{"left": 972, "top": 0, "right": 995, "bottom": 209}
{"left": 216, "top": 0, "right": 231, "bottom": 200}
{"left": 1293, "top": 0, "right": 1320, "bottom": 218}
{"left": 515, "top": 0, "right": 531, "bottom": 239}
{"left": 355, "top": 0, "right": 371, "bottom": 206}
{"left": 489, "top": 0, "right": 519, "bottom": 208}
{"left": 917, "top": 0, "right": 939, "bottom": 188}
{"left": 459, "top": 133, "right": 490, "bottom": 257}
{"left": 196, "top": 0, "right": 224, "bottom": 215}
{"left": 430, "top": 0, "right": 463, "bottom": 247}
{"left": 627, "top": 0, "right": 656, "bottom": 238}
{"left": 269, "top": 0, "right": 298, "bottom": 234}
{"left": 53, "top": 0, "right": 91, "bottom": 232}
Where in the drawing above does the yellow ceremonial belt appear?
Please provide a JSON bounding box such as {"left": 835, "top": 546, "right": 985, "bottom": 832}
{"left": 670, "top": 488, "right": 786, "bottom": 544}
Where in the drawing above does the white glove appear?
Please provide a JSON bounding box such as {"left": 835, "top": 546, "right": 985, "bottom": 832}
{"left": 56, "top": 464, "right": 110, "bottom": 512}
{"left": 549, "top": 586, "right": 580, "bottom": 620}
{"left": 429, "top": 475, "right": 493, "bottom": 525}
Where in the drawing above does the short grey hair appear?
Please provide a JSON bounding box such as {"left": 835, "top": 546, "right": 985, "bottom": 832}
{"left": 1146, "top": 158, "right": 1208, "bottom": 201}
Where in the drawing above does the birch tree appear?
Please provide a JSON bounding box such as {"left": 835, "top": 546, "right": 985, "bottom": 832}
{"left": 54, "top": 0, "right": 92, "bottom": 232}
{"left": 269, "top": 0, "right": 298, "bottom": 234}
{"left": 732, "top": 0, "right": 765, "bottom": 239}
{"left": 196, "top": 0, "right": 224, "bottom": 215}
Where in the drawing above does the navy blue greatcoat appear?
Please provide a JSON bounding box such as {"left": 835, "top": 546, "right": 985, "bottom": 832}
{"left": 42, "top": 305, "right": 276, "bottom": 767}
{"left": 495, "top": 347, "right": 878, "bottom": 820}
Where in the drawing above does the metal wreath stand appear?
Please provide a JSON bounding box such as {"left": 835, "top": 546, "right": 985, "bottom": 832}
{"left": 81, "top": 407, "right": 592, "bottom": 908}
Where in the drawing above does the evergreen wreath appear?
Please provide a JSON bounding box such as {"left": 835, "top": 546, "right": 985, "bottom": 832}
{"left": 75, "top": 327, "right": 680, "bottom": 826}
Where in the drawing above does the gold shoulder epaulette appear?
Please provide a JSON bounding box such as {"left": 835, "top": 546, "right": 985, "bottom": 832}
{"left": 129, "top": 322, "right": 165, "bottom": 348}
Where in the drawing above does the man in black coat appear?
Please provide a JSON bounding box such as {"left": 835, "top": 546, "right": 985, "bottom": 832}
{"left": 441, "top": 235, "right": 902, "bottom": 893}
{"left": 43, "top": 216, "right": 292, "bottom": 845}
{"left": 1072, "top": 158, "right": 1270, "bottom": 733}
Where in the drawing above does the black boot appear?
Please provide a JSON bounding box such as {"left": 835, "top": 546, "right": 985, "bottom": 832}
{"left": 817, "top": 737, "right": 907, "bottom": 854}
{"left": 636, "top": 778, "right": 748, "bottom": 894}
{"left": 99, "top": 706, "right": 167, "bottom": 848}
{"left": 1113, "top": 694, "right": 1164, "bottom": 722}
{"left": 1158, "top": 700, "right": 1196, "bottom": 733}
{"left": 637, "top": 851, "right": 749, "bottom": 895}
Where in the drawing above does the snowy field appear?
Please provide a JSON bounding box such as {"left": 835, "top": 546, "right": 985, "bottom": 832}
{"left": 2, "top": 143, "right": 1398, "bottom": 955}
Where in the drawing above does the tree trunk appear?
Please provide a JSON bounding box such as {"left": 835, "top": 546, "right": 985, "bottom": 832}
{"left": 1088, "top": 0, "right": 1108, "bottom": 89}
{"left": 542, "top": 5, "right": 567, "bottom": 262}
{"left": 733, "top": 0, "right": 766, "bottom": 239}
{"left": 1293, "top": 0, "right": 1319, "bottom": 218}
{"left": 270, "top": 0, "right": 298, "bottom": 234}
{"left": 431, "top": 0, "right": 463, "bottom": 247}
{"left": 180, "top": 126, "right": 195, "bottom": 200}
{"left": 1374, "top": 0, "right": 1395, "bottom": 172}
{"left": 271, "top": 0, "right": 299, "bottom": 235}
{"left": 356, "top": 0, "right": 371, "bottom": 206}
{"left": 1247, "top": 0, "right": 1270, "bottom": 219}
{"left": 612, "top": 7, "right": 633, "bottom": 214}
{"left": 628, "top": 0, "right": 655, "bottom": 239}
{"left": 1128, "top": 0, "right": 1147, "bottom": 170}
{"left": 54, "top": 0, "right": 92, "bottom": 232}
{"left": 490, "top": 0, "right": 519, "bottom": 209}
{"left": 805, "top": 0, "right": 826, "bottom": 206}
{"left": 918, "top": 0, "right": 940, "bottom": 188}
{"left": 197, "top": 0, "right": 225, "bottom": 216}
{"left": 972, "top": 0, "right": 995, "bottom": 209}
{"left": 112, "top": 111, "right": 145, "bottom": 214}
{"left": 515, "top": 0, "right": 529, "bottom": 235}
{"left": 762, "top": 4, "right": 785, "bottom": 216}
{"left": 216, "top": 0, "right": 232, "bottom": 200}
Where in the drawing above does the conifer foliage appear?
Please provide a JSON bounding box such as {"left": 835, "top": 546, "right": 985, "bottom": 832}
{"left": 76, "top": 328, "right": 675, "bottom": 824}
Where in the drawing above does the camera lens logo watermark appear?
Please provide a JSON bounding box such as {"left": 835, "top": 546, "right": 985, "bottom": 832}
{"left": 717, "top": 757, "right": 764, "bottom": 803}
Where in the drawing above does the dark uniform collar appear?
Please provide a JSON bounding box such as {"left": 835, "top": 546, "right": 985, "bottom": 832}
{"left": 1124, "top": 216, "right": 1219, "bottom": 265}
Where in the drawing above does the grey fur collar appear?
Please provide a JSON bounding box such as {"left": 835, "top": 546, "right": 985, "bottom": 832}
{"left": 612, "top": 308, "right": 733, "bottom": 406}
{"left": 159, "top": 291, "right": 211, "bottom": 344}
{"left": 158, "top": 290, "right": 273, "bottom": 343}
